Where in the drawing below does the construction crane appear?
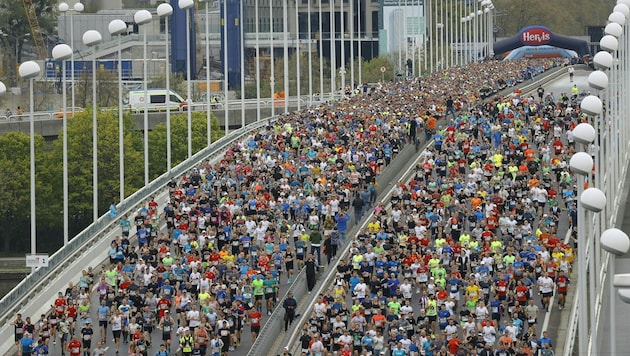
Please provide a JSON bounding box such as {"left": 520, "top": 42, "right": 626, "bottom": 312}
{"left": 22, "top": 0, "right": 47, "bottom": 60}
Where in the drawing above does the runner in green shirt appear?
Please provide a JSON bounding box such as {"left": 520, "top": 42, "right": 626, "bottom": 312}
{"left": 251, "top": 274, "right": 265, "bottom": 312}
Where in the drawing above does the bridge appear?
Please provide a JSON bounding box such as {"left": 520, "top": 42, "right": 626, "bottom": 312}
{"left": 0, "top": 5, "right": 630, "bottom": 355}
{"left": 0, "top": 65, "right": 605, "bottom": 356}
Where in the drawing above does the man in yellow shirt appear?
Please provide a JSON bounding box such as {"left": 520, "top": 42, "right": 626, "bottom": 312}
{"left": 465, "top": 280, "right": 480, "bottom": 303}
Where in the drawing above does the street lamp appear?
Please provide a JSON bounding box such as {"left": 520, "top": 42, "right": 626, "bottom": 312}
{"left": 178, "top": 0, "right": 194, "bottom": 158}
{"left": 570, "top": 121, "right": 596, "bottom": 356}
{"left": 198, "top": 0, "right": 212, "bottom": 146}
{"left": 436, "top": 23, "right": 444, "bottom": 70}
{"left": 134, "top": 9, "right": 152, "bottom": 186}
{"left": 109, "top": 19, "right": 127, "bottom": 202}
{"left": 18, "top": 60, "right": 40, "bottom": 273}
{"left": 593, "top": 50, "right": 614, "bottom": 71}
{"left": 82, "top": 30, "right": 102, "bottom": 222}
{"left": 58, "top": 2, "right": 84, "bottom": 117}
{"left": 156, "top": 4, "right": 173, "bottom": 173}
{"left": 52, "top": 44, "right": 72, "bottom": 245}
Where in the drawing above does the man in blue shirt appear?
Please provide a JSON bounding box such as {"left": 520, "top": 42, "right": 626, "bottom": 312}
{"left": 20, "top": 332, "right": 35, "bottom": 356}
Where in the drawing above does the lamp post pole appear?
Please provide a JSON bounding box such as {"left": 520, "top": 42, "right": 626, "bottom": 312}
{"left": 52, "top": 44, "right": 72, "bottom": 245}
{"left": 134, "top": 10, "right": 152, "bottom": 186}
{"left": 156, "top": 5, "right": 174, "bottom": 173}
{"left": 255, "top": 0, "right": 261, "bottom": 119}
{"left": 239, "top": 0, "right": 246, "bottom": 127}
{"left": 108, "top": 19, "right": 127, "bottom": 203}
{"left": 200, "top": 0, "right": 212, "bottom": 144}
{"left": 18, "top": 61, "right": 41, "bottom": 273}
{"left": 318, "top": 0, "right": 324, "bottom": 103}
{"left": 59, "top": 2, "right": 84, "bottom": 117}
{"left": 179, "top": 0, "right": 194, "bottom": 159}
{"left": 282, "top": 0, "right": 289, "bottom": 113}
{"left": 82, "top": 30, "right": 102, "bottom": 222}
{"left": 269, "top": 0, "right": 275, "bottom": 117}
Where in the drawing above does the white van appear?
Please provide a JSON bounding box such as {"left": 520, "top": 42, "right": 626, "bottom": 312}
{"left": 128, "top": 89, "right": 187, "bottom": 113}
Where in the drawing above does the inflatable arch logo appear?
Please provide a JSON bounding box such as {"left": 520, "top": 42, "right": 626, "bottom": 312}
{"left": 520, "top": 26, "right": 553, "bottom": 46}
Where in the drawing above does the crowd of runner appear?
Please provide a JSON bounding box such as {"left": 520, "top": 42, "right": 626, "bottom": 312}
{"left": 10, "top": 57, "right": 580, "bottom": 356}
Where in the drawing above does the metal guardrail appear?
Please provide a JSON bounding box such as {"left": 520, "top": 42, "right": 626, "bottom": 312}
{"left": 0, "top": 115, "right": 279, "bottom": 328}
{"left": 0, "top": 113, "right": 53, "bottom": 122}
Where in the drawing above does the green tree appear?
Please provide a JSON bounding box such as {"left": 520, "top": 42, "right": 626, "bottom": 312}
{"left": 148, "top": 111, "right": 224, "bottom": 179}
{"left": 43, "top": 109, "right": 144, "bottom": 234}
{"left": 0, "top": 132, "right": 46, "bottom": 254}
{"left": 357, "top": 56, "right": 396, "bottom": 83}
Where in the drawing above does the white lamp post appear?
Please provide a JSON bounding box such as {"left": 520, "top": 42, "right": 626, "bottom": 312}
{"left": 52, "top": 44, "right": 72, "bottom": 245}
{"left": 318, "top": 0, "right": 324, "bottom": 103}
{"left": 600, "top": 228, "right": 630, "bottom": 356}
{"left": 108, "top": 19, "right": 127, "bottom": 203}
{"left": 82, "top": 30, "right": 102, "bottom": 222}
{"left": 578, "top": 91, "right": 605, "bottom": 355}
{"left": 18, "top": 61, "right": 40, "bottom": 273}
{"left": 156, "top": 4, "right": 174, "bottom": 173}
{"left": 178, "top": 0, "right": 194, "bottom": 158}
{"left": 282, "top": 0, "right": 289, "bottom": 113}
{"left": 570, "top": 122, "right": 596, "bottom": 356}
{"left": 436, "top": 23, "right": 444, "bottom": 70}
{"left": 255, "top": 0, "right": 261, "bottom": 118}
{"left": 198, "top": 0, "right": 212, "bottom": 144}
{"left": 58, "top": 2, "right": 83, "bottom": 117}
{"left": 134, "top": 10, "right": 152, "bottom": 186}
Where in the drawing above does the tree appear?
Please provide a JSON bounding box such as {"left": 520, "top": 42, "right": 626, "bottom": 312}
{"left": 357, "top": 56, "right": 396, "bottom": 83}
{"left": 147, "top": 111, "right": 224, "bottom": 179}
{"left": 43, "top": 109, "right": 144, "bottom": 236}
{"left": 0, "top": 0, "right": 57, "bottom": 85}
{"left": 0, "top": 132, "right": 45, "bottom": 254}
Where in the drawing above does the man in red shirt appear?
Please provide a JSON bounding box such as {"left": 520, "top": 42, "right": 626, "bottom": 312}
{"left": 67, "top": 335, "right": 82, "bottom": 356}
{"left": 448, "top": 336, "right": 462, "bottom": 355}
{"left": 157, "top": 295, "right": 171, "bottom": 319}
{"left": 54, "top": 292, "right": 67, "bottom": 317}
{"left": 556, "top": 270, "right": 569, "bottom": 310}
{"left": 495, "top": 279, "right": 509, "bottom": 301}
{"left": 552, "top": 138, "right": 564, "bottom": 154}
{"left": 249, "top": 309, "right": 263, "bottom": 340}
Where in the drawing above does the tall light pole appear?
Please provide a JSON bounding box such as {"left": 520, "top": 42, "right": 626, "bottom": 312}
{"left": 156, "top": 4, "right": 173, "bottom": 172}
{"left": 178, "top": 0, "right": 194, "bottom": 158}
{"left": 357, "top": 0, "right": 362, "bottom": 85}
{"left": 18, "top": 61, "right": 40, "bottom": 273}
{"left": 307, "top": 0, "right": 313, "bottom": 106}
{"left": 436, "top": 23, "right": 444, "bottom": 70}
{"left": 134, "top": 10, "right": 152, "bottom": 186}
{"left": 318, "top": 0, "right": 324, "bottom": 102}
{"left": 570, "top": 122, "right": 597, "bottom": 356}
{"left": 82, "top": 30, "right": 102, "bottom": 222}
{"left": 282, "top": 0, "right": 289, "bottom": 113}
{"left": 240, "top": 0, "right": 246, "bottom": 127}
{"left": 269, "top": 0, "right": 275, "bottom": 117}
{"left": 199, "top": 0, "right": 212, "bottom": 145}
{"left": 58, "top": 2, "right": 83, "bottom": 117}
{"left": 295, "top": 0, "right": 301, "bottom": 112}
{"left": 255, "top": 0, "right": 261, "bottom": 120}
{"left": 51, "top": 44, "right": 72, "bottom": 245}
{"left": 223, "top": 0, "right": 230, "bottom": 133}
{"left": 108, "top": 19, "right": 127, "bottom": 203}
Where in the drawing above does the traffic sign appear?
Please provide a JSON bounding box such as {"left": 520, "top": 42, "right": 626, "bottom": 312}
{"left": 26, "top": 254, "right": 49, "bottom": 268}
{"left": 380, "top": 66, "right": 387, "bottom": 73}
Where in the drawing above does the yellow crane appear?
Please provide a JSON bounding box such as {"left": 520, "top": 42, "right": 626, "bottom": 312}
{"left": 22, "top": 0, "right": 47, "bottom": 60}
